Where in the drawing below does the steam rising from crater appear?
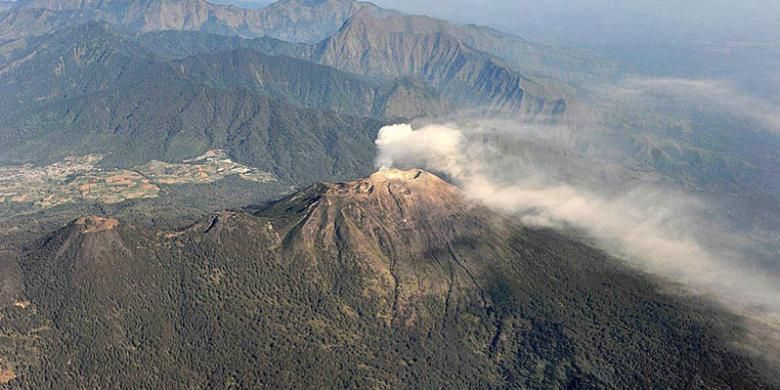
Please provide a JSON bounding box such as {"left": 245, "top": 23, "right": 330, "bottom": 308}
{"left": 375, "top": 124, "right": 464, "bottom": 174}
{"left": 375, "top": 123, "right": 780, "bottom": 318}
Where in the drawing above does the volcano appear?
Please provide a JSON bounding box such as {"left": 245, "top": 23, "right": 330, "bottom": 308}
{"left": 3, "top": 169, "right": 775, "bottom": 387}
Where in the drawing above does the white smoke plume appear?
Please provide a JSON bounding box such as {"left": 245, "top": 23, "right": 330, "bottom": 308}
{"left": 375, "top": 123, "right": 780, "bottom": 316}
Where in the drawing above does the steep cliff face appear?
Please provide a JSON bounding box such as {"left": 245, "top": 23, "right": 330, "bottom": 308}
{"left": 234, "top": 0, "right": 386, "bottom": 43}
{"left": 375, "top": 77, "right": 450, "bottom": 119}
{"left": 315, "top": 12, "right": 567, "bottom": 118}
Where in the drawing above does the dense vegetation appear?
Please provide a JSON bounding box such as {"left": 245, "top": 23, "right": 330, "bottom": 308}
{"left": 0, "top": 23, "right": 391, "bottom": 186}
{"left": 1, "top": 171, "right": 776, "bottom": 388}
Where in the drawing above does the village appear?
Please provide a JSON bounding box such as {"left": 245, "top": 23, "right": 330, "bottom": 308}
{"left": 0, "top": 150, "right": 275, "bottom": 209}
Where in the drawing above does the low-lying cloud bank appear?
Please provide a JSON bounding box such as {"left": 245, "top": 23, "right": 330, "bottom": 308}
{"left": 375, "top": 123, "right": 780, "bottom": 315}
{"left": 606, "top": 77, "right": 780, "bottom": 134}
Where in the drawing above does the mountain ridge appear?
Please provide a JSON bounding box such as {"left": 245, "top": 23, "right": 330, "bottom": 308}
{"left": 173, "top": 47, "right": 449, "bottom": 118}
{"left": 0, "top": 0, "right": 611, "bottom": 116}
{"left": 7, "top": 0, "right": 386, "bottom": 42}
{"left": 4, "top": 0, "right": 612, "bottom": 84}
{"left": 314, "top": 10, "right": 568, "bottom": 117}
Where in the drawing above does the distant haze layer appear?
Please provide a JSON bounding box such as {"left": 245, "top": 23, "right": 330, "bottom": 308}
{"left": 372, "top": 0, "right": 780, "bottom": 44}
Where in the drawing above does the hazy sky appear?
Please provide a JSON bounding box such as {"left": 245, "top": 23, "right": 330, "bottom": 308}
{"left": 380, "top": 0, "right": 780, "bottom": 44}
{"left": 216, "top": 0, "right": 780, "bottom": 45}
